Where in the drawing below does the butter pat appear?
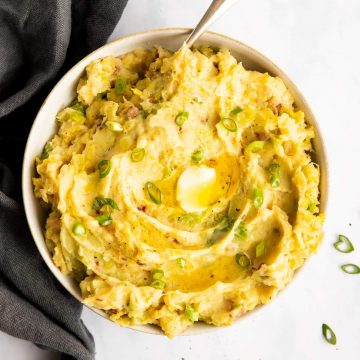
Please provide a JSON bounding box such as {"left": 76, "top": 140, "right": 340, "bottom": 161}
{"left": 176, "top": 165, "right": 216, "bottom": 212}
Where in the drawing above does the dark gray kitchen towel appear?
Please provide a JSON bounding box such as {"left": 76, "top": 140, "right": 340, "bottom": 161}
{"left": 0, "top": 1, "right": 128, "bottom": 359}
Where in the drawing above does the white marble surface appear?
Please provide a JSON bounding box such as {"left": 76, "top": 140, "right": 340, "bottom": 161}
{"left": 2, "top": 0, "right": 360, "bottom": 359}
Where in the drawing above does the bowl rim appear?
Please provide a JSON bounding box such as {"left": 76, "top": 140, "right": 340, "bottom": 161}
{"left": 22, "top": 27, "right": 329, "bottom": 337}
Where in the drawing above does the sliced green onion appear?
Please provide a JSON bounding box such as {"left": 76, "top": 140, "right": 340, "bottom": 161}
{"left": 145, "top": 182, "right": 162, "bottom": 205}
{"left": 64, "top": 108, "right": 86, "bottom": 125}
{"left": 253, "top": 188, "right": 263, "bottom": 209}
{"left": 270, "top": 174, "right": 280, "bottom": 188}
{"left": 92, "top": 196, "right": 119, "bottom": 211}
{"left": 245, "top": 141, "right": 265, "bottom": 153}
{"left": 206, "top": 231, "right": 220, "bottom": 247}
{"left": 230, "top": 107, "right": 242, "bottom": 116}
{"left": 191, "top": 148, "right": 204, "bottom": 164}
{"left": 341, "top": 263, "right": 360, "bottom": 274}
{"left": 307, "top": 202, "right": 317, "bottom": 214}
{"left": 184, "top": 305, "right": 199, "bottom": 323}
{"left": 256, "top": 241, "right": 266, "bottom": 258}
{"left": 108, "top": 198, "right": 120, "bottom": 210}
{"left": 115, "top": 77, "right": 127, "bottom": 94}
{"left": 151, "top": 279, "right": 165, "bottom": 290}
{"left": 40, "top": 142, "right": 53, "bottom": 160}
{"left": 175, "top": 111, "right": 189, "bottom": 126}
{"left": 71, "top": 103, "right": 85, "bottom": 114}
{"left": 322, "top": 324, "right": 336, "bottom": 345}
{"left": 98, "top": 160, "right": 111, "bottom": 178}
{"left": 106, "top": 121, "right": 123, "bottom": 132}
{"left": 96, "top": 91, "right": 109, "bottom": 100}
{"left": 70, "top": 100, "right": 86, "bottom": 114}
{"left": 334, "top": 234, "right": 354, "bottom": 253}
{"left": 72, "top": 223, "right": 86, "bottom": 236}
{"left": 176, "top": 258, "right": 186, "bottom": 268}
{"left": 220, "top": 217, "right": 234, "bottom": 232}
{"left": 268, "top": 163, "right": 281, "bottom": 188}
{"left": 221, "top": 118, "right": 237, "bottom": 132}
{"left": 96, "top": 214, "right": 112, "bottom": 226}
{"left": 268, "top": 163, "right": 280, "bottom": 174}
{"left": 206, "top": 228, "right": 225, "bottom": 247}
{"left": 235, "top": 252, "right": 251, "bottom": 268}
{"left": 130, "top": 148, "right": 145, "bottom": 162}
{"left": 151, "top": 269, "right": 164, "bottom": 280}
{"left": 206, "top": 217, "right": 234, "bottom": 247}
{"left": 234, "top": 221, "right": 247, "bottom": 239}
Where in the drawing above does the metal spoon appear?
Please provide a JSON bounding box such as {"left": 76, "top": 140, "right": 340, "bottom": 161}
{"left": 184, "top": 0, "right": 239, "bottom": 47}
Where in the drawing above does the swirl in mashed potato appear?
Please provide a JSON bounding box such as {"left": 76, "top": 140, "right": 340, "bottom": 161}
{"left": 33, "top": 45, "right": 324, "bottom": 337}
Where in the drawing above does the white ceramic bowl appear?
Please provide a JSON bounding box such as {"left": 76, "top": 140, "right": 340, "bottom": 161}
{"left": 22, "top": 28, "right": 328, "bottom": 336}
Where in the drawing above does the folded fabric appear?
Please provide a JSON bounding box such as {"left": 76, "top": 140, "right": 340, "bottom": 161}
{"left": 0, "top": 1, "right": 128, "bottom": 359}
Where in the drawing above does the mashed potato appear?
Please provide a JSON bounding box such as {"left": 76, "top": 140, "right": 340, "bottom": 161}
{"left": 33, "top": 46, "right": 324, "bottom": 337}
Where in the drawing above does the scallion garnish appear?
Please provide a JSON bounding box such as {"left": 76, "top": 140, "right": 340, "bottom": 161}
{"left": 92, "top": 196, "right": 119, "bottom": 211}
{"left": 150, "top": 269, "right": 165, "bottom": 289}
{"left": 206, "top": 219, "right": 233, "bottom": 247}
{"left": 98, "top": 160, "right": 111, "bottom": 178}
{"left": 340, "top": 263, "right": 360, "bottom": 274}
{"left": 268, "top": 163, "right": 280, "bottom": 174}
{"left": 230, "top": 107, "right": 242, "bottom": 116}
{"left": 206, "top": 230, "right": 222, "bottom": 247}
{"left": 234, "top": 221, "right": 247, "bottom": 239}
{"left": 40, "top": 142, "right": 53, "bottom": 160}
{"left": 96, "top": 214, "right": 112, "bottom": 226}
{"left": 322, "top": 324, "right": 336, "bottom": 345}
{"left": 145, "top": 182, "right": 162, "bottom": 205}
{"left": 206, "top": 228, "right": 228, "bottom": 247}
{"left": 151, "top": 269, "right": 164, "bottom": 280}
{"left": 96, "top": 91, "right": 109, "bottom": 100}
{"left": 221, "top": 118, "right": 237, "bottom": 132}
{"left": 256, "top": 241, "right": 266, "bottom": 258}
{"left": 270, "top": 174, "right": 280, "bottom": 188}
{"left": 307, "top": 202, "right": 317, "bottom": 214}
{"left": 268, "top": 163, "right": 281, "bottom": 188}
{"left": 334, "top": 234, "right": 354, "bottom": 253}
{"left": 115, "top": 77, "right": 127, "bottom": 94}
{"left": 191, "top": 148, "right": 204, "bottom": 164}
{"left": 151, "top": 279, "right": 165, "bottom": 290}
{"left": 70, "top": 100, "right": 86, "bottom": 114}
{"left": 176, "top": 258, "right": 186, "bottom": 268}
{"left": 72, "top": 223, "right": 86, "bottom": 236}
{"left": 130, "top": 148, "right": 145, "bottom": 162}
{"left": 245, "top": 141, "right": 265, "bottom": 153}
{"left": 184, "top": 304, "right": 199, "bottom": 323}
{"left": 106, "top": 121, "right": 123, "bottom": 132}
{"left": 235, "top": 252, "right": 251, "bottom": 268}
{"left": 253, "top": 188, "right": 263, "bottom": 209}
{"left": 175, "top": 111, "right": 189, "bottom": 126}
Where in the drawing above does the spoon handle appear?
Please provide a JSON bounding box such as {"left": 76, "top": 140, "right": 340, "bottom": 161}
{"left": 184, "top": 0, "right": 239, "bottom": 47}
